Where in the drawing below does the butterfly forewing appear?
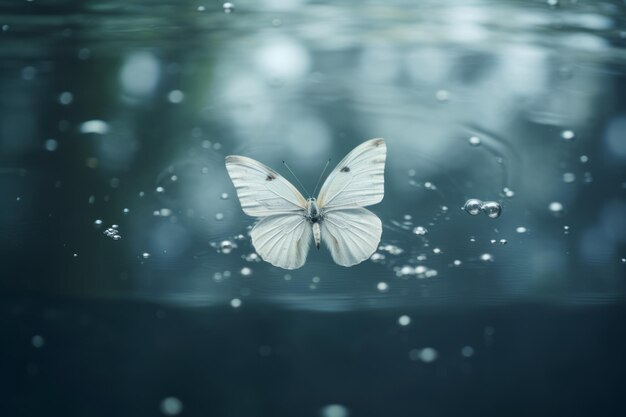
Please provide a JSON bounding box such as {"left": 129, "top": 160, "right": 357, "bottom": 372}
{"left": 316, "top": 138, "right": 386, "bottom": 211}
{"left": 225, "top": 155, "right": 307, "bottom": 217}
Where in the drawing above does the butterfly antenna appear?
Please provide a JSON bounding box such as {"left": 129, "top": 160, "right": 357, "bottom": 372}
{"left": 282, "top": 161, "right": 310, "bottom": 197}
{"left": 311, "top": 158, "right": 331, "bottom": 197}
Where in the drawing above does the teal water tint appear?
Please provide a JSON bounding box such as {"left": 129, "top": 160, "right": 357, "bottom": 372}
{"left": 1, "top": 0, "right": 626, "bottom": 415}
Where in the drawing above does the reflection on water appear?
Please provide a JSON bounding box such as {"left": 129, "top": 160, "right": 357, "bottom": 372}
{"left": 1, "top": 0, "right": 625, "bottom": 311}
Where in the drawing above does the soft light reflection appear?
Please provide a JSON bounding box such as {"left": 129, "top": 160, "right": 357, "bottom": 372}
{"left": 254, "top": 37, "right": 311, "bottom": 81}
{"left": 120, "top": 52, "right": 160, "bottom": 96}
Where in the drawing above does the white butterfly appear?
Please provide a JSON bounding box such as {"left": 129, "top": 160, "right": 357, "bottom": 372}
{"left": 225, "top": 138, "right": 386, "bottom": 270}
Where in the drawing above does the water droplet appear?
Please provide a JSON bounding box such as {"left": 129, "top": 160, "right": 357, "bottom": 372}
{"left": 398, "top": 315, "right": 411, "bottom": 326}
{"left": 549, "top": 201, "right": 564, "bottom": 214}
{"left": 561, "top": 130, "right": 575, "bottom": 141}
{"left": 468, "top": 136, "right": 481, "bottom": 146}
{"left": 123, "top": 208, "right": 130, "bottom": 214}
{"left": 230, "top": 298, "right": 242, "bottom": 308}
{"left": 432, "top": 247, "right": 442, "bottom": 254}
{"left": 240, "top": 267, "right": 252, "bottom": 276}
{"left": 377, "top": 282, "right": 389, "bottom": 292}
{"left": 58, "top": 91, "right": 73, "bottom": 105}
{"left": 563, "top": 172, "right": 576, "bottom": 183}
{"left": 490, "top": 239, "right": 497, "bottom": 244}
{"left": 481, "top": 201, "right": 502, "bottom": 219}
{"left": 167, "top": 89, "right": 184, "bottom": 103}
{"left": 156, "top": 186, "right": 164, "bottom": 193}
{"left": 44, "top": 138, "right": 58, "bottom": 152}
{"left": 516, "top": 226, "right": 527, "bottom": 233}
{"left": 480, "top": 253, "right": 494, "bottom": 262}
{"left": 463, "top": 199, "right": 483, "bottom": 215}
{"left": 220, "top": 192, "right": 229, "bottom": 200}
{"left": 435, "top": 89, "right": 449, "bottom": 101}
{"left": 220, "top": 240, "right": 235, "bottom": 254}
{"left": 461, "top": 346, "right": 474, "bottom": 357}
{"left": 222, "top": 2, "right": 235, "bottom": 13}
{"left": 142, "top": 252, "right": 150, "bottom": 259}
{"left": 32, "top": 335, "right": 45, "bottom": 348}
{"left": 160, "top": 397, "right": 183, "bottom": 416}
{"left": 453, "top": 259, "right": 462, "bottom": 266}
{"left": 320, "top": 404, "right": 349, "bottom": 417}
{"left": 413, "top": 226, "right": 428, "bottom": 236}
{"left": 499, "top": 239, "right": 508, "bottom": 245}
{"left": 94, "top": 219, "right": 103, "bottom": 227}
{"left": 79, "top": 120, "right": 109, "bottom": 135}
{"left": 215, "top": 212, "right": 224, "bottom": 221}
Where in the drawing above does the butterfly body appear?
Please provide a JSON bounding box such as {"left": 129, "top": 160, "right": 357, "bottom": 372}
{"left": 225, "top": 138, "right": 386, "bottom": 269}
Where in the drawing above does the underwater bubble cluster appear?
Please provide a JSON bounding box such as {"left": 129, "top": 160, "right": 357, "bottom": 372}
{"left": 103, "top": 224, "right": 121, "bottom": 240}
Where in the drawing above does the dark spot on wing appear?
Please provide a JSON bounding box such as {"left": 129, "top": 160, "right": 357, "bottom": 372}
{"left": 266, "top": 173, "right": 276, "bottom": 181}
{"left": 340, "top": 166, "right": 350, "bottom": 173}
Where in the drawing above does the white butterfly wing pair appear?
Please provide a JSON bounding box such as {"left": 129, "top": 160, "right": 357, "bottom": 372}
{"left": 225, "top": 138, "right": 386, "bottom": 269}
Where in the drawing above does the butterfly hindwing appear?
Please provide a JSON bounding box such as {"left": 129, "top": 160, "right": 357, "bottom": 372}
{"left": 317, "top": 138, "right": 386, "bottom": 211}
{"left": 321, "top": 207, "right": 382, "bottom": 267}
{"left": 225, "top": 155, "right": 307, "bottom": 217}
{"left": 250, "top": 214, "right": 312, "bottom": 270}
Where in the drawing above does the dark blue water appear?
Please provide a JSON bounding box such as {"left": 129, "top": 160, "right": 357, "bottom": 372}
{"left": 1, "top": 0, "right": 626, "bottom": 416}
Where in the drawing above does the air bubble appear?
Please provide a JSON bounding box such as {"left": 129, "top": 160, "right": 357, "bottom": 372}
{"left": 220, "top": 240, "right": 235, "bottom": 254}
{"left": 240, "top": 267, "right": 252, "bottom": 276}
{"left": 418, "top": 347, "right": 438, "bottom": 363}
{"left": 480, "top": 253, "right": 494, "bottom": 262}
{"left": 468, "top": 136, "right": 481, "bottom": 146}
{"left": 580, "top": 155, "right": 589, "bottom": 163}
{"left": 123, "top": 208, "right": 130, "bottom": 214}
{"left": 516, "top": 226, "right": 527, "bottom": 233}
{"left": 230, "top": 298, "right": 242, "bottom": 308}
{"left": 44, "top": 139, "right": 58, "bottom": 152}
{"left": 167, "top": 90, "right": 184, "bottom": 103}
{"left": 370, "top": 253, "right": 385, "bottom": 263}
{"left": 453, "top": 259, "right": 462, "bottom": 266}
{"left": 561, "top": 130, "right": 575, "bottom": 141}
{"left": 197, "top": 5, "right": 205, "bottom": 11}
{"left": 160, "top": 397, "right": 183, "bottom": 416}
{"left": 424, "top": 181, "right": 437, "bottom": 190}
{"left": 463, "top": 199, "right": 482, "bottom": 215}
{"left": 156, "top": 186, "right": 164, "bottom": 193}
{"left": 32, "top": 335, "right": 45, "bottom": 348}
{"left": 413, "top": 226, "right": 428, "bottom": 236}
{"left": 58, "top": 91, "right": 73, "bottom": 105}
{"left": 461, "top": 346, "right": 474, "bottom": 357}
{"left": 223, "top": 2, "right": 235, "bottom": 13}
{"left": 320, "top": 404, "right": 349, "bottom": 417}
{"left": 142, "top": 252, "right": 151, "bottom": 259}
{"left": 435, "top": 89, "right": 449, "bottom": 101}
{"left": 398, "top": 315, "right": 411, "bottom": 326}
{"left": 563, "top": 172, "right": 576, "bottom": 183}
{"left": 215, "top": 213, "right": 224, "bottom": 221}
{"left": 220, "top": 192, "right": 229, "bottom": 200}
{"left": 432, "top": 247, "right": 442, "bottom": 254}
{"left": 503, "top": 187, "right": 515, "bottom": 198}
{"left": 377, "top": 282, "right": 389, "bottom": 292}
{"left": 94, "top": 219, "right": 103, "bottom": 228}
{"left": 549, "top": 201, "right": 564, "bottom": 214}
{"left": 481, "top": 201, "right": 502, "bottom": 219}
{"left": 499, "top": 239, "right": 507, "bottom": 245}
{"left": 244, "top": 253, "right": 259, "bottom": 262}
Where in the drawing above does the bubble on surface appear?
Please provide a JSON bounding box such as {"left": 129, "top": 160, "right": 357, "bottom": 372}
{"left": 215, "top": 212, "right": 224, "bottom": 221}
{"left": 516, "top": 226, "right": 528, "bottom": 233}
{"left": 376, "top": 282, "right": 389, "bottom": 292}
{"left": 223, "top": 2, "right": 235, "bottom": 13}
{"left": 142, "top": 252, "right": 151, "bottom": 259}
{"left": 463, "top": 199, "right": 483, "bottom": 215}
{"left": 453, "top": 259, "right": 462, "bottom": 266}
{"left": 32, "top": 335, "right": 45, "bottom": 348}
{"left": 167, "top": 89, "right": 185, "bottom": 103}
{"left": 244, "top": 253, "right": 259, "bottom": 262}
{"left": 413, "top": 226, "right": 428, "bottom": 236}
{"left": 561, "top": 130, "right": 575, "bottom": 141}
{"left": 230, "top": 298, "right": 242, "bottom": 308}
{"left": 435, "top": 89, "right": 449, "bottom": 101}
{"left": 103, "top": 226, "right": 121, "bottom": 240}
{"left": 79, "top": 120, "right": 109, "bottom": 135}
{"left": 398, "top": 315, "right": 411, "bottom": 326}
{"left": 370, "top": 252, "right": 385, "bottom": 263}
{"left": 563, "top": 172, "right": 576, "bottom": 183}
{"left": 549, "top": 201, "right": 564, "bottom": 214}
{"left": 481, "top": 201, "right": 502, "bottom": 219}
{"left": 58, "top": 91, "right": 73, "bottom": 105}
{"left": 240, "top": 267, "right": 252, "bottom": 276}
{"left": 160, "top": 397, "right": 183, "bottom": 416}
{"left": 159, "top": 208, "right": 172, "bottom": 217}
{"left": 432, "top": 247, "right": 442, "bottom": 254}
{"left": 480, "top": 253, "right": 494, "bottom": 262}
{"left": 94, "top": 219, "right": 103, "bottom": 228}
{"left": 461, "top": 345, "right": 475, "bottom": 357}
{"left": 503, "top": 187, "right": 515, "bottom": 198}
{"left": 219, "top": 240, "right": 236, "bottom": 254}
{"left": 156, "top": 186, "right": 164, "bottom": 193}
{"left": 44, "top": 139, "right": 58, "bottom": 152}
{"left": 379, "top": 244, "right": 403, "bottom": 255}
{"left": 468, "top": 136, "right": 481, "bottom": 146}
{"left": 499, "top": 239, "right": 508, "bottom": 245}
{"left": 123, "top": 208, "right": 130, "bottom": 214}
{"left": 320, "top": 404, "right": 349, "bottom": 417}
{"left": 419, "top": 347, "right": 438, "bottom": 363}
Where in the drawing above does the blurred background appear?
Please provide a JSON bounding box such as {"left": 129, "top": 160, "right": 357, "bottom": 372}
{"left": 1, "top": 0, "right": 625, "bottom": 416}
